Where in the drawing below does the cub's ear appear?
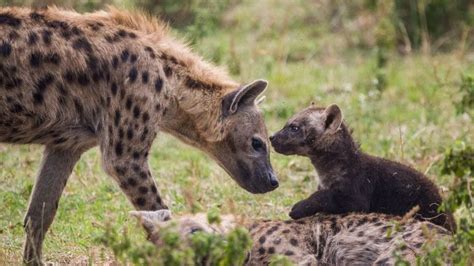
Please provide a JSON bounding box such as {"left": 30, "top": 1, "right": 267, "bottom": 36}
{"left": 130, "top": 209, "right": 171, "bottom": 234}
{"left": 323, "top": 104, "right": 343, "bottom": 133}
{"left": 222, "top": 79, "right": 268, "bottom": 116}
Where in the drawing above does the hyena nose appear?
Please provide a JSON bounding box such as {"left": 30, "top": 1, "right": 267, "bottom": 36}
{"left": 269, "top": 172, "right": 279, "bottom": 188}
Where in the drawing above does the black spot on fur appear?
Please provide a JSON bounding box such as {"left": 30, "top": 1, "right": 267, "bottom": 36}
{"left": 139, "top": 171, "right": 147, "bottom": 179}
{"left": 268, "top": 247, "right": 275, "bottom": 254}
{"left": 118, "top": 128, "right": 124, "bottom": 139}
{"left": 127, "top": 178, "right": 137, "bottom": 186}
{"left": 29, "top": 12, "right": 44, "bottom": 21}
{"left": 27, "top": 32, "right": 39, "bottom": 45}
{"left": 45, "top": 52, "right": 61, "bottom": 65}
{"left": 111, "top": 82, "right": 118, "bottom": 96}
{"left": 133, "top": 106, "right": 141, "bottom": 118}
{"left": 33, "top": 73, "right": 55, "bottom": 104}
{"left": 163, "top": 65, "right": 172, "bottom": 77}
{"left": 121, "top": 49, "right": 129, "bottom": 62}
{"left": 4, "top": 77, "right": 22, "bottom": 90}
{"left": 154, "top": 77, "right": 163, "bottom": 93}
{"left": 117, "top": 29, "right": 127, "bottom": 37}
{"left": 74, "top": 99, "right": 84, "bottom": 117}
{"left": 128, "top": 32, "right": 137, "bottom": 38}
{"left": 138, "top": 186, "right": 148, "bottom": 194}
{"left": 0, "top": 42, "right": 12, "bottom": 57}
{"left": 63, "top": 70, "right": 75, "bottom": 83}
{"left": 357, "top": 217, "right": 368, "bottom": 227}
{"left": 115, "top": 166, "right": 126, "bottom": 176}
{"left": 114, "top": 110, "right": 121, "bottom": 127}
{"left": 258, "top": 247, "right": 265, "bottom": 255}
{"left": 53, "top": 137, "right": 67, "bottom": 144}
{"left": 29, "top": 52, "right": 43, "bottom": 67}
{"left": 258, "top": 236, "right": 266, "bottom": 244}
{"left": 136, "top": 197, "right": 146, "bottom": 206}
{"left": 284, "top": 250, "right": 295, "bottom": 256}
{"left": 8, "top": 31, "right": 19, "bottom": 40}
{"left": 125, "top": 97, "right": 132, "bottom": 110}
{"left": 151, "top": 186, "right": 157, "bottom": 194}
{"left": 88, "top": 22, "right": 102, "bottom": 31}
{"left": 185, "top": 77, "right": 200, "bottom": 89}
{"left": 127, "top": 128, "right": 134, "bottom": 140}
{"left": 77, "top": 73, "right": 90, "bottom": 86}
{"left": 71, "top": 26, "right": 83, "bottom": 36}
{"left": 128, "top": 67, "right": 138, "bottom": 82}
{"left": 142, "top": 113, "right": 150, "bottom": 123}
{"left": 41, "top": 29, "right": 52, "bottom": 46}
{"left": 141, "top": 71, "right": 149, "bottom": 84}
{"left": 290, "top": 238, "right": 298, "bottom": 246}
{"left": 0, "top": 13, "right": 21, "bottom": 27}
{"left": 115, "top": 142, "right": 123, "bottom": 156}
{"left": 132, "top": 152, "right": 140, "bottom": 160}
{"left": 130, "top": 54, "right": 138, "bottom": 63}
{"left": 72, "top": 37, "right": 92, "bottom": 53}
{"left": 9, "top": 103, "right": 24, "bottom": 113}
{"left": 112, "top": 56, "right": 119, "bottom": 69}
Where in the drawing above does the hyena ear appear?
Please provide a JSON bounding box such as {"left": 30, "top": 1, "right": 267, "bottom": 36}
{"left": 130, "top": 210, "right": 172, "bottom": 234}
{"left": 222, "top": 79, "right": 268, "bottom": 116}
{"left": 323, "top": 104, "right": 343, "bottom": 133}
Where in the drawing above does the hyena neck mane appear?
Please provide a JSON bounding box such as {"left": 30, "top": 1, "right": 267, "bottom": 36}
{"left": 106, "top": 8, "right": 240, "bottom": 146}
{"left": 309, "top": 123, "right": 360, "bottom": 186}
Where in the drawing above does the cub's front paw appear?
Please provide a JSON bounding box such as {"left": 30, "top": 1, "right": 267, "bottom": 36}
{"left": 289, "top": 200, "right": 318, "bottom": 219}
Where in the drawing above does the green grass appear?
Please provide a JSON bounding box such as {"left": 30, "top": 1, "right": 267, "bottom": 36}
{"left": 1, "top": 0, "right": 473, "bottom": 264}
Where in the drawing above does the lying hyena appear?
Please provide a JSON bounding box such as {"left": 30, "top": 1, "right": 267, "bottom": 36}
{"left": 132, "top": 210, "right": 451, "bottom": 265}
{"left": 0, "top": 6, "right": 279, "bottom": 264}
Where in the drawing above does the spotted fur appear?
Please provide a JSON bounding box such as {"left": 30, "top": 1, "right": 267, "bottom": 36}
{"left": 132, "top": 210, "right": 451, "bottom": 265}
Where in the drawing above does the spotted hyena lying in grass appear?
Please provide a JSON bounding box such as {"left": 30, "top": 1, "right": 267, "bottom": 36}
{"left": 270, "top": 103, "right": 456, "bottom": 232}
{"left": 0, "top": 6, "right": 278, "bottom": 264}
{"left": 131, "top": 209, "right": 450, "bottom": 265}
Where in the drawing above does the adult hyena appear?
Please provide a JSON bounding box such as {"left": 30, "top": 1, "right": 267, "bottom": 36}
{"left": 0, "top": 6, "right": 278, "bottom": 264}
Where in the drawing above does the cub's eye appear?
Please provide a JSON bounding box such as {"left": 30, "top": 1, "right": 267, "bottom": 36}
{"left": 251, "top": 137, "right": 265, "bottom": 151}
{"left": 290, "top": 125, "right": 300, "bottom": 132}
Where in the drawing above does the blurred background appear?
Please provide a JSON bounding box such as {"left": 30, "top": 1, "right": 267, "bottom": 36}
{"left": 0, "top": 0, "right": 473, "bottom": 264}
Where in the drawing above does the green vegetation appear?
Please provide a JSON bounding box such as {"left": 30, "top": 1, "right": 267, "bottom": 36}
{"left": 0, "top": 0, "right": 473, "bottom": 264}
{"left": 96, "top": 213, "right": 252, "bottom": 265}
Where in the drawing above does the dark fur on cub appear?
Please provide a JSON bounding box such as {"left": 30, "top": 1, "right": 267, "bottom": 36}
{"left": 270, "top": 103, "right": 456, "bottom": 232}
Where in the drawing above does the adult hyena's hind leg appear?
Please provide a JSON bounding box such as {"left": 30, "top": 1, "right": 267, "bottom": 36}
{"left": 101, "top": 119, "right": 166, "bottom": 211}
{"left": 23, "top": 147, "right": 83, "bottom": 265}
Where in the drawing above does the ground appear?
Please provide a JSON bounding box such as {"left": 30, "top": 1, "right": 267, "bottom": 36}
{"left": 0, "top": 0, "right": 473, "bottom": 264}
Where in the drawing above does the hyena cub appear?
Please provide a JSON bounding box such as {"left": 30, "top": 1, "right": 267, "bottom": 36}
{"left": 131, "top": 210, "right": 451, "bottom": 265}
{"left": 270, "top": 103, "right": 456, "bottom": 232}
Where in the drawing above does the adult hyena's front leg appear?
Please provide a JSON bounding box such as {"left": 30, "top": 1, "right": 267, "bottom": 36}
{"left": 23, "top": 147, "right": 83, "bottom": 265}
{"left": 101, "top": 124, "right": 166, "bottom": 211}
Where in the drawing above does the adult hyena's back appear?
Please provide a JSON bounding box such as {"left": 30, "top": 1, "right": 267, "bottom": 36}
{"left": 0, "top": 8, "right": 128, "bottom": 149}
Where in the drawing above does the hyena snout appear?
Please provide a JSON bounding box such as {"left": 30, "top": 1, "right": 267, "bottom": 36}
{"left": 246, "top": 161, "right": 279, "bottom": 193}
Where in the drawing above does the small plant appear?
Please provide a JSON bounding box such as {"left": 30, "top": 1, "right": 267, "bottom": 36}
{"left": 419, "top": 141, "right": 474, "bottom": 265}
{"left": 455, "top": 75, "right": 474, "bottom": 115}
{"left": 96, "top": 209, "right": 252, "bottom": 265}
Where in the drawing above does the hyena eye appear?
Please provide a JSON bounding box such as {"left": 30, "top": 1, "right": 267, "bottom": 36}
{"left": 251, "top": 137, "right": 265, "bottom": 151}
{"left": 290, "top": 125, "right": 300, "bottom": 132}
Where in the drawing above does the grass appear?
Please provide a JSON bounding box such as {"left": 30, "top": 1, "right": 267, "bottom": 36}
{"left": 1, "top": 0, "right": 473, "bottom": 264}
